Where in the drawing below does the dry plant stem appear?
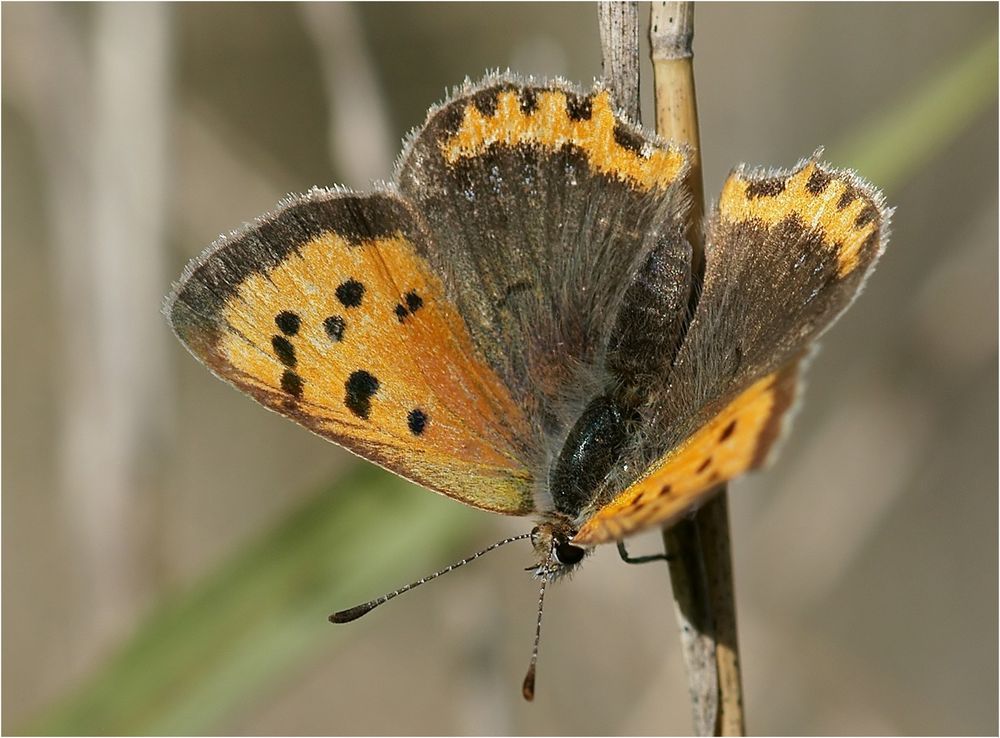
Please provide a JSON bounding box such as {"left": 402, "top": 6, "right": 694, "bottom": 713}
{"left": 650, "top": 0, "right": 705, "bottom": 273}
{"left": 600, "top": 4, "right": 743, "bottom": 734}
{"left": 651, "top": 2, "right": 746, "bottom": 735}
{"left": 598, "top": 1, "right": 641, "bottom": 121}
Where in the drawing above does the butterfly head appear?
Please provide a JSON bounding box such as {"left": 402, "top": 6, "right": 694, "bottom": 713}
{"left": 528, "top": 519, "right": 589, "bottom": 580}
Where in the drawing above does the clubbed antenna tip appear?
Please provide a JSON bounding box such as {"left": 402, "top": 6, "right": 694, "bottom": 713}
{"left": 329, "top": 601, "right": 380, "bottom": 623}
{"left": 522, "top": 665, "right": 536, "bottom": 701}
{"left": 328, "top": 532, "right": 532, "bottom": 625}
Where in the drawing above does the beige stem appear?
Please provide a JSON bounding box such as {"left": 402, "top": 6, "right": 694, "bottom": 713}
{"left": 651, "top": 2, "right": 746, "bottom": 735}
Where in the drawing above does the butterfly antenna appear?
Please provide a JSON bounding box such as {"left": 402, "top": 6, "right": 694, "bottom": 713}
{"left": 521, "top": 577, "right": 547, "bottom": 701}
{"left": 329, "top": 532, "right": 531, "bottom": 623}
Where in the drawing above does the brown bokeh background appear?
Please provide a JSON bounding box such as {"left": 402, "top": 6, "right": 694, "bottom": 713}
{"left": 4, "top": 3, "right": 997, "bottom": 734}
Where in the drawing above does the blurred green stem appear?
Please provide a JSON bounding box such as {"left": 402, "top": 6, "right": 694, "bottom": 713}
{"left": 832, "top": 33, "right": 998, "bottom": 191}
{"left": 25, "top": 466, "right": 480, "bottom": 735}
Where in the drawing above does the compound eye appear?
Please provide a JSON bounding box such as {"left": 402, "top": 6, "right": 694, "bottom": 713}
{"left": 529, "top": 526, "right": 541, "bottom": 545}
{"left": 554, "top": 541, "right": 585, "bottom": 566}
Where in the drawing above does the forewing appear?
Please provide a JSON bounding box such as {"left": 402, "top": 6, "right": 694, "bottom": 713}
{"left": 167, "top": 189, "right": 535, "bottom": 515}
{"left": 575, "top": 157, "right": 889, "bottom": 545}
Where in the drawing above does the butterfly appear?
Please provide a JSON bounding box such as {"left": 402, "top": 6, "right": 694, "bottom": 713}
{"left": 166, "top": 73, "right": 889, "bottom": 699}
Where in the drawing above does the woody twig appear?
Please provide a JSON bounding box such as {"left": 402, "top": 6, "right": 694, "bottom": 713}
{"left": 600, "top": 2, "right": 745, "bottom": 735}
{"left": 651, "top": 3, "right": 745, "bottom": 735}
{"left": 598, "top": 1, "right": 640, "bottom": 121}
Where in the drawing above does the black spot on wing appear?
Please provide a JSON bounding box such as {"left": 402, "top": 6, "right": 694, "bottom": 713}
{"left": 613, "top": 121, "right": 645, "bottom": 156}
{"left": 275, "top": 311, "right": 300, "bottom": 336}
{"left": 281, "top": 370, "right": 303, "bottom": 399}
{"left": 566, "top": 93, "right": 593, "bottom": 121}
{"left": 806, "top": 168, "right": 832, "bottom": 194}
{"left": 345, "top": 370, "right": 379, "bottom": 419}
{"left": 837, "top": 188, "right": 858, "bottom": 210}
{"left": 407, "top": 409, "right": 428, "bottom": 435}
{"left": 745, "top": 177, "right": 786, "bottom": 199}
{"left": 336, "top": 279, "right": 365, "bottom": 308}
{"left": 324, "top": 315, "right": 345, "bottom": 342}
{"left": 719, "top": 419, "right": 737, "bottom": 442}
{"left": 271, "top": 335, "right": 296, "bottom": 367}
{"left": 405, "top": 291, "right": 424, "bottom": 313}
{"left": 396, "top": 290, "right": 425, "bottom": 322}
{"left": 519, "top": 88, "right": 539, "bottom": 114}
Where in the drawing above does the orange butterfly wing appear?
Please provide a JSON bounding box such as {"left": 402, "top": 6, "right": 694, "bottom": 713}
{"left": 575, "top": 158, "right": 889, "bottom": 546}
{"left": 167, "top": 190, "right": 535, "bottom": 515}
{"left": 574, "top": 358, "right": 801, "bottom": 544}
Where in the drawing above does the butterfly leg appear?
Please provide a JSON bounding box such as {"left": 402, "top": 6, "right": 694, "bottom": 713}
{"left": 616, "top": 540, "right": 671, "bottom": 565}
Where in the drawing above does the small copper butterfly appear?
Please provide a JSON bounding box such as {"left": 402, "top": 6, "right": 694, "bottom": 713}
{"left": 165, "top": 73, "right": 890, "bottom": 700}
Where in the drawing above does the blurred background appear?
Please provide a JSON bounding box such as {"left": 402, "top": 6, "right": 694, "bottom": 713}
{"left": 3, "top": 2, "right": 997, "bottom": 734}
